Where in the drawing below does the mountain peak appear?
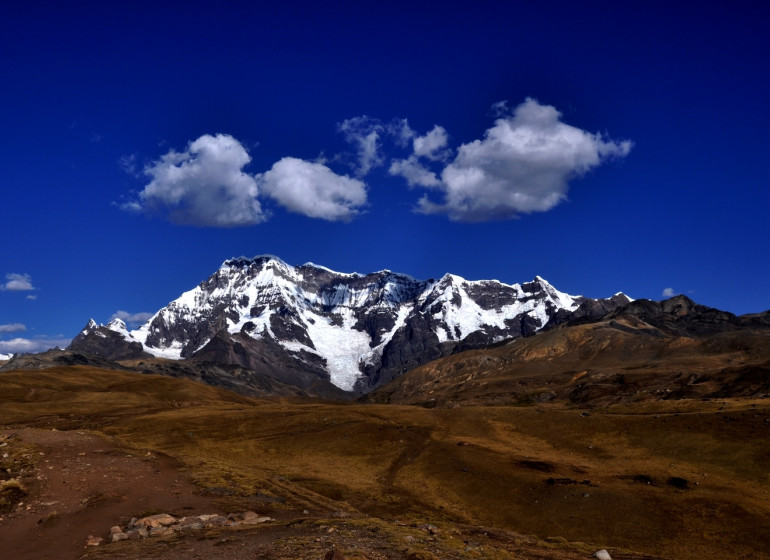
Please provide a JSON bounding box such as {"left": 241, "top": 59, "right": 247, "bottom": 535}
{"left": 69, "top": 255, "right": 628, "bottom": 393}
{"left": 106, "top": 318, "right": 128, "bottom": 332}
{"left": 222, "top": 254, "right": 289, "bottom": 269}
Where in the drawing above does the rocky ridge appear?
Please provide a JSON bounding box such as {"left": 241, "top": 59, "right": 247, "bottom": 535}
{"left": 69, "top": 255, "right": 630, "bottom": 393}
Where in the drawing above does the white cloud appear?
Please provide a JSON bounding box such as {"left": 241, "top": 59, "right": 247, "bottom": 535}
{"left": 389, "top": 124, "right": 450, "bottom": 187}
{"left": 0, "top": 323, "right": 26, "bottom": 333}
{"left": 413, "top": 125, "right": 450, "bottom": 160}
{"left": 387, "top": 118, "right": 415, "bottom": 148}
{"left": 26, "top": 295, "right": 37, "bottom": 300}
{"left": 1, "top": 273, "right": 35, "bottom": 291}
{"left": 338, "top": 116, "right": 384, "bottom": 176}
{"left": 259, "top": 157, "right": 367, "bottom": 221}
{"left": 110, "top": 310, "right": 154, "bottom": 327}
{"left": 388, "top": 156, "right": 441, "bottom": 188}
{"left": 662, "top": 287, "right": 676, "bottom": 298}
{"left": 126, "top": 133, "right": 266, "bottom": 227}
{"left": 0, "top": 337, "right": 71, "bottom": 355}
{"left": 418, "top": 98, "right": 633, "bottom": 222}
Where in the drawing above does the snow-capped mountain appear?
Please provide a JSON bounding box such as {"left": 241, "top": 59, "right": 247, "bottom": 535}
{"left": 69, "top": 255, "right": 630, "bottom": 393}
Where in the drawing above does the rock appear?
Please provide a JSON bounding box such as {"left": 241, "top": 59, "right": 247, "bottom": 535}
{"left": 206, "top": 515, "right": 228, "bottom": 526}
{"left": 239, "top": 510, "right": 272, "bottom": 524}
{"left": 148, "top": 526, "right": 173, "bottom": 537}
{"left": 109, "top": 525, "right": 123, "bottom": 535}
{"left": 85, "top": 535, "right": 103, "bottom": 547}
{"left": 594, "top": 550, "right": 612, "bottom": 560}
{"left": 240, "top": 515, "right": 272, "bottom": 525}
{"left": 110, "top": 532, "right": 128, "bottom": 543}
{"left": 136, "top": 513, "right": 177, "bottom": 528}
{"left": 419, "top": 523, "right": 439, "bottom": 535}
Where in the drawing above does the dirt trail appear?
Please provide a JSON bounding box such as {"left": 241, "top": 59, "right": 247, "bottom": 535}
{"left": 0, "top": 428, "right": 220, "bottom": 560}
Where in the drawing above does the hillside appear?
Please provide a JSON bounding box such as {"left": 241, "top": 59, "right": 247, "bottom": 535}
{"left": 368, "top": 296, "right": 770, "bottom": 407}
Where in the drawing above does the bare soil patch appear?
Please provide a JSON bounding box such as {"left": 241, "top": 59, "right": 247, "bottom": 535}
{"left": 0, "top": 428, "right": 219, "bottom": 560}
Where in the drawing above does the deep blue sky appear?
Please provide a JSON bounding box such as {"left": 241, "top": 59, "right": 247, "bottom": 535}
{"left": 1, "top": 1, "right": 768, "bottom": 354}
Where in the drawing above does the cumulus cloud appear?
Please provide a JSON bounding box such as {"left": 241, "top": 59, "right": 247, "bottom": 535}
{"left": 123, "top": 133, "right": 371, "bottom": 225}
{"left": 125, "top": 134, "right": 266, "bottom": 227}
{"left": 662, "top": 287, "right": 676, "bottom": 298}
{"left": 338, "top": 116, "right": 384, "bottom": 176}
{"left": 389, "top": 124, "right": 450, "bottom": 187}
{"left": 259, "top": 158, "right": 367, "bottom": 222}
{"left": 110, "top": 310, "right": 154, "bottom": 327}
{"left": 413, "top": 125, "right": 450, "bottom": 160}
{"left": 1, "top": 273, "right": 35, "bottom": 291}
{"left": 387, "top": 118, "right": 415, "bottom": 148}
{"left": 0, "top": 323, "right": 26, "bottom": 333}
{"left": 388, "top": 156, "right": 441, "bottom": 188}
{"left": 417, "top": 98, "right": 633, "bottom": 222}
{"left": 0, "top": 336, "right": 71, "bottom": 355}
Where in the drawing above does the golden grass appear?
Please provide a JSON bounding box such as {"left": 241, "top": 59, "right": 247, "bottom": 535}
{"left": 2, "top": 366, "right": 770, "bottom": 559}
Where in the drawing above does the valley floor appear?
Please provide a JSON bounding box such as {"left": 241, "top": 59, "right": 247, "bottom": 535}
{"left": 1, "top": 367, "right": 768, "bottom": 560}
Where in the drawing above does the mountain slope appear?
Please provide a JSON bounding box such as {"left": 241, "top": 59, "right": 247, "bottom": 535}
{"left": 69, "top": 255, "right": 630, "bottom": 393}
{"left": 367, "top": 296, "right": 770, "bottom": 407}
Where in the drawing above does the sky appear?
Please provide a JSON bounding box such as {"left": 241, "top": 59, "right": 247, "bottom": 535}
{"left": 1, "top": 1, "right": 769, "bottom": 355}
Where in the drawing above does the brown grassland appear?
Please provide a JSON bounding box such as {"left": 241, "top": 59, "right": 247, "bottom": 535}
{"left": 1, "top": 366, "right": 769, "bottom": 559}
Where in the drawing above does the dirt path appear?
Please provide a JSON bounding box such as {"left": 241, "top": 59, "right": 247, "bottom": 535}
{"left": 0, "top": 428, "right": 220, "bottom": 560}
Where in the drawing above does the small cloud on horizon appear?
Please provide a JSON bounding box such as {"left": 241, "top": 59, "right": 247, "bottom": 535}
{"left": 0, "top": 323, "right": 26, "bottom": 333}
{"left": 1, "top": 273, "right": 35, "bottom": 291}
{"left": 0, "top": 336, "right": 71, "bottom": 355}
{"left": 662, "top": 287, "right": 676, "bottom": 298}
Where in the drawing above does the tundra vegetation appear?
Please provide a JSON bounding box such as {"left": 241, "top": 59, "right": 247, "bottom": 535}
{"left": 0, "top": 366, "right": 768, "bottom": 559}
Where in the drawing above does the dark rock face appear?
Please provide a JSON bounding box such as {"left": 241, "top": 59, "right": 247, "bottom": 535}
{"left": 189, "top": 329, "right": 331, "bottom": 391}
{"left": 604, "top": 295, "right": 746, "bottom": 337}
{"left": 68, "top": 256, "right": 628, "bottom": 394}
{"left": 68, "top": 321, "right": 151, "bottom": 361}
{"left": 544, "top": 293, "right": 632, "bottom": 330}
